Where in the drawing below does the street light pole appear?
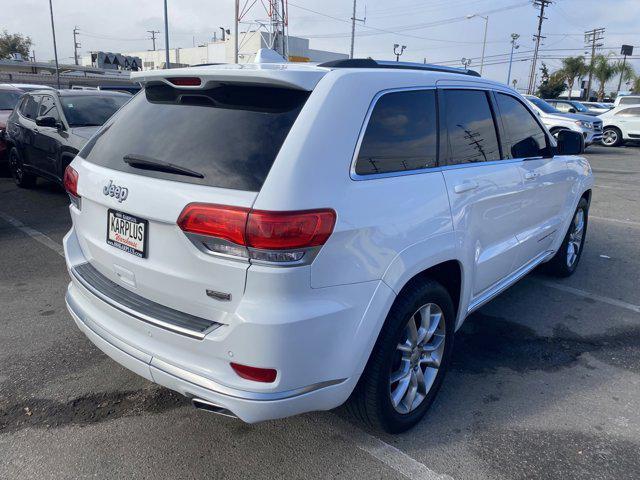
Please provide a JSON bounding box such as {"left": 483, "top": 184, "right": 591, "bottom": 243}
{"left": 48, "top": 0, "right": 61, "bottom": 89}
{"left": 163, "top": 0, "right": 170, "bottom": 68}
{"left": 393, "top": 44, "right": 406, "bottom": 62}
{"left": 466, "top": 14, "right": 489, "bottom": 75}
{"left": 507, "top": 33, "right": 520, "bottom": 85}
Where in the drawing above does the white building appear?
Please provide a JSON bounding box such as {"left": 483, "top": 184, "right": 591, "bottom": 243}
{"left": 84, "top": 34, "right": 348, "bottom": 71}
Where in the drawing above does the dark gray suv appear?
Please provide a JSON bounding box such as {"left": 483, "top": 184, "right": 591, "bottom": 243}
{"left": 5, "top": 89, "right": 129, "bottom": 187}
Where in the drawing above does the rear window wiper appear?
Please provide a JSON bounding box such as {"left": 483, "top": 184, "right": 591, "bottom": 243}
{"left": 123, "top": 154, "right": 204, "bottom": 179}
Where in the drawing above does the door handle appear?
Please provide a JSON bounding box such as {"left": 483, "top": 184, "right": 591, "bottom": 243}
{"left": 454, "top": 181, "right": 479, "bottom": 194}
{"left": 524, "top": 172, "right": 539, "bottom": 181}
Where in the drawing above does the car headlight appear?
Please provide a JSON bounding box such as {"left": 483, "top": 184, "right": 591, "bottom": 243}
{"left": 575, "top": 120, "right": 593, "bottom": 129}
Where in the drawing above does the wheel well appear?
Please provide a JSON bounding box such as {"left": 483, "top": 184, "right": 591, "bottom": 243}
{"left": 581, "top": 189, "right": 592, "bottom": 206}
{"left": 603, "top": 125, "right": 621, "bottom": 132}
{"left": 398, "top": 260, "right": 462, "bottom": 318}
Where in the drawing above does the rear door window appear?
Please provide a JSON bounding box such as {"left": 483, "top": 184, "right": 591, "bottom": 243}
{"left": 20, "top": 94, "right": 41, "bottom": 120}
{"left": 80, "top": 84, "right": 309, "bottom": 192}
{"left": 495, "top": 93, "right": 549, "bottom": 159}
{"left": 439, "top": 89, "right": 501, "bottom": 165}
{"left": 355, "top": 89, "right": 437, "bottom": 176}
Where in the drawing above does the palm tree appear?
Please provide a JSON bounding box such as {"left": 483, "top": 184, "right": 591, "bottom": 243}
{"left": 559, "top": 56, "right": 586, "bottom": 100}
{"left": 633, "top": 77, "right": 640, "bottom": 95}
{"left": 592, "top": 54, "right": 618, "bottom": 101}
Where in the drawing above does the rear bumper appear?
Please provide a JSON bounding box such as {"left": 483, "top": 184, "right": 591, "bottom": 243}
{"left": 65, "top": 285, "right": 357, "bottom": 422}
{"left": 63, "top": 227, "right": 396, "bottom": 422}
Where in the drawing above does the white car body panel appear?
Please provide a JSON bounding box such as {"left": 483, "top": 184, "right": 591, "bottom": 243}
{"left": 599, "top": 105, "right": 640, "bottom": 141}
{"left": 63, "top": 62, "right": 594, "bottom": 423}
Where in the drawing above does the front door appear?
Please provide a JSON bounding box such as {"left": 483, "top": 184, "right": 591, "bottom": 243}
{"left": 31, "top": 94, "right": 65, "bottom": 179}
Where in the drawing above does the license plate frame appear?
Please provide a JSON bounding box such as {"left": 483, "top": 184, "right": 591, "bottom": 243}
{"left": 106, "top": 209, "right": 148, "bottom": 258}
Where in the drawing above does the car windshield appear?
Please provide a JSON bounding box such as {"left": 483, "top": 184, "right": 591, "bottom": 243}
{"left": 60, "top": 95, "right": 129, "bottom": 127}
{"left": 528, "top": 97, "right": 561, "bottom": 114}
{"left": 570, "top": 102, "right": 589, "bottom": 112}
{"left": 0, "top": 90, "right": 22, "bottom": 110}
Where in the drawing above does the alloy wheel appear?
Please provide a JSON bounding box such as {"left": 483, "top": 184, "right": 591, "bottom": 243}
{"left": 602, "top": 129, "right": 618, "bottom": 146}
{"left": 389, "top": 303, "right": 446, "bottom": 414}
{"left": 566, "top": 208, "right": 585, "bottom": 267}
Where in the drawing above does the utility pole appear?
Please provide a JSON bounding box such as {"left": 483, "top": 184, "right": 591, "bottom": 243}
{"left": 617, "top": 45, "right": 634, "bottom": 95}
{"left": 234, "top": 0, "right": 239, "bottom": 63}
{"left": 73, "top": 26, "right": 81, "bottom": 65}
{"left": 163, "top": 0, "right": 170, "bottom": 68}
{"left": 466, "top": 14, "right": 489, "bottom": 75}
{"left": 527, "top": 0, "right": 551, "bottom": 95}
{"left": 584, "top": 27, "right": 605, "bottom": 100}
{"left": 507, "top": 33, "right": 520, "bottom": 85}
{"left": 349, "top": 0, "right": 366, "bottom": 59}
{"left": 48, "top": 0, "right": 61, "bottom": 89}
{"left": 147, "top": 30, "right": 159, "bottom": 50}
{"left": 394, "top": 44, "right": 406, "bottom": 62}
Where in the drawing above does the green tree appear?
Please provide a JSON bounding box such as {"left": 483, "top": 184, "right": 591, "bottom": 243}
{"left": 537, "top": 63, "right": 566, "bottom": 99}
{"left": 613, "top": 59, "right": 635, "bottom": 94}
{"left": 558, "top": 56, "right": 587, "bottom": 100}
{"left": 0, "top": 30, "right": 32, "bottom": 60}
{"left": 632, "top": 77, "right": 640, "bottom": 94}
{"left": 592, "top": 54, "right": 618, "bottom": 101}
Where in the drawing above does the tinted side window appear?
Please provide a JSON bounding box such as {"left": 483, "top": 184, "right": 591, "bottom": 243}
{"left": 440, "top": 89, "right": 500, "bottom": 165}
{"left": 20, "top": 94, "right": 40, "bottom": 120}
{"left": 355, "top": 89, "right": 437, "bottom": 176}
{"left": 616, "top": 107, "right": 640, "bottom": 116}
{"left": 495, "top": 93, "right": 549, "bottom": 159}
{"left": 39, "top": 95, "right": 60, "bottom": 121}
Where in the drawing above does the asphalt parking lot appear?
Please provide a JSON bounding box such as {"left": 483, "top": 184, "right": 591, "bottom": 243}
{"left": 0, "top": 144, "right": 639, "bottom": 480}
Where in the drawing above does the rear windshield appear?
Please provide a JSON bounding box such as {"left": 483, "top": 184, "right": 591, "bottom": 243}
{"left": 60, "top": 95, "right": 129, "bottom": 127}
{"left": 0, "top": 90, "right": 22, "bottom": 110}
{"left": 80, "top": 84, "right": 310, "bottom": 192}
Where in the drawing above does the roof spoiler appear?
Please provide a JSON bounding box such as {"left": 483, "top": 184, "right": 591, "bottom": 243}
{"left": 318, "top": 58, "right": 481, "bottom": 77}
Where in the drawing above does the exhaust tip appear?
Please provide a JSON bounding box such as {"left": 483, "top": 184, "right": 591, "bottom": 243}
{"left": 191, "top": 398, "right": 238, "bottom": 419}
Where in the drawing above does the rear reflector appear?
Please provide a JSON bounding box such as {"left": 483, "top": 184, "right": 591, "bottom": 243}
{"left": 63, "top": 165, "right": 79, "bottom": 198}
{"left": 177, "top": 204, "right": 336, "bottom": 258}
{"left": 230, "top": 363, "right": 277, "bottom": 383}
{"left": 167, "top": 77, "right": 202, "bottom": 86}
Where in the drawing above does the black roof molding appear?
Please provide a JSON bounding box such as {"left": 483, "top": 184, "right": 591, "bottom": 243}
{"left": 318, "top": 58, "right": 481, "bottom": 77}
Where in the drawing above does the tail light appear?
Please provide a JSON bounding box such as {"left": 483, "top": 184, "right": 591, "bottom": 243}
{"left": 63, "top": 165, "right": 81, "bottom": 208}
{"left": 177, "top": 203, "right": 336, "bottom": 265}
{"left": 230, "top": 362, "right": 277, "bottom": 383}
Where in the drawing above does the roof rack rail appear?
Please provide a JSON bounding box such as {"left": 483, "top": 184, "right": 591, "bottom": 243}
{"left": 317, "top": 58, "right": 481, "bottom": 77}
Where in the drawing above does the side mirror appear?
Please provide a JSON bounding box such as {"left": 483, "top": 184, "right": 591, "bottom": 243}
{"left": 568, "top": 108, "right": 577, "bottom": 113}
{"left": 555, "top": 130, "right": 584, "bottom": 155}
{"left": 35, "top": 116, "right": 60, "bottom": 128}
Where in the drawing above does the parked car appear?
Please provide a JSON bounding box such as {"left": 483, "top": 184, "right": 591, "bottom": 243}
{"left": 0, "top": 83, "right": 55, "bottom": 93}
{"left": 62, "top": 59, "right": 592, "bottom": 433}
{"left": 545, "top": 98, "right": 599, "bottom": 116}
{"left": 582, "top": 102, "right": 613, "bottom": 114}
{"left": 5, "top": 89, "right": 130, "bottom": 187}
{"left": 613, "top": 95, "right": 640, "bottom": 107}
{"left": 0, "top": 85, "right": 24, "bottom": 163}
{"left": 599, "top": 105, "right": 640, "bottom": 146}
{"left": 524, "top": 95, "right": 603, "bottom": 146}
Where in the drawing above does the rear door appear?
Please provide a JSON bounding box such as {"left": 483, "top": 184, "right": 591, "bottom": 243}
{"left": 72, "top": 82, "right": 309, "bottom": 324}
{"left": 493, "top": 91, "right": 573, "bottom": 268}
{"left": 615, "top": 107, "right": 640, "bottom": 137}
{"left": 16, "top": 94, "right": 42, "bottom": 168}
{"left": 438, "top": 88, "right": 524, "bottom": 298}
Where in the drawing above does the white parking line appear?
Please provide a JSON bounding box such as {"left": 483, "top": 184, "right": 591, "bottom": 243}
{"left": 590, "top": 215, "right": 640, "bottom": 228}
{"left": 535, "top": 280, "right": 640, "bottom": 314}
{"left": 0, "top": 211, "right": 65, "bottom": 257}
{"left": 594, "top": 184, "right": 638, "bottom": 191}
{"left": 329, "top": 415, "right": 454, "bottom": 480}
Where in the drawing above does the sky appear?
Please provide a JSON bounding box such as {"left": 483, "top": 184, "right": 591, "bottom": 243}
{"left": 3, "top": 0, "right": 640, "bottom": 92}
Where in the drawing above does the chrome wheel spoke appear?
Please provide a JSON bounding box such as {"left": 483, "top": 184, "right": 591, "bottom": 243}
{"left": 406, "top": 317, "right": 418, "bottom": 347}
{"left": 422, "top": 334, "right": 445, "bottom": 353}
{"left": 390, "top": 364, "right": 411, "bottom": 385}
{"left": 391, "top": 374, "right": 411, "bottom": 408}
{"left": 396, "top": 342, "right": 412, "bottom": 353}
{"left": 402, "top": 370, "right": 418, "bottom": 410}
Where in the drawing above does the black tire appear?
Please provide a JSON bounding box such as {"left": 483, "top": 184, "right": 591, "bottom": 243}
{"left": 546, "top": 197, "right": 589, "bottom": 277}
{"left": 9, "top": 148, "right": 37, "bottom": 188}
{"left": 347, "top": 278, "right": 455, "bottom": 433}
{"left": 602, "top": 126, "right": 624, "bottom": 147}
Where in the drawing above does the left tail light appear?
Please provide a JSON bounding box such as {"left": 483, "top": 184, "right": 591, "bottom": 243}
{"left": 63, "top": 165, "right": 81, "bottom": 208}
{"left": 177, "top": 203, "right": 336, "bottom": 265}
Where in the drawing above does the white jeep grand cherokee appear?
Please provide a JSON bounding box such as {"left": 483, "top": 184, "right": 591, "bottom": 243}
{"left": 63, "top": 59, "right": 593, "bottom": 433}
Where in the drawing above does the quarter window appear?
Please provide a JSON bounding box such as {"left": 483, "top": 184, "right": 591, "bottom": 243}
{"left": 439, "top": 89, "right": 501, "bottom": 165}
{"left": 615, "top": 107, "right": 640, "bottom": 117}
{"left": 355, "top": 89, "right": 437, "bottom": 176}
{"left": 495, "top": 93, "right": 549, "bottom": 159}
